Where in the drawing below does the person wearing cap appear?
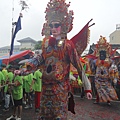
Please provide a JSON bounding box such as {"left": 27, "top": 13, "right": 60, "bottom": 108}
{"left": 0, "top": 68, "right": 3, "bottom": 89}
{"left": 24, "top": 72, "right": 34, "bottom": 109}
{"left": 19, "top": 65, "right": 27, "bottom": 105}
{"left": 3, "top": 65, "right": 14, "bottom": 112}
{"left": 33, "top": 69, "right": 42, "bottom": 112}
{"left": 0, "top": 67, "right": 5, "bottom": 99}
{"left": 1, "top": 66, "right": 8, "bottom": 101}
{"left": 22, "top": 64, "right": 34, "bottom": 109}
{"left": 0, "top": 67, "right": 5, "bottom": 116}
{"left": 22, "top": 75, "right": 27, "bottom": 105}
{"left": 6, "top": 70, "right": 23, "bottom": 120}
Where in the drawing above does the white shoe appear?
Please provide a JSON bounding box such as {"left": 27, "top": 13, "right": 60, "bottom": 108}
{"left": 6, "top": 115, "right": 17, "bottom": 120}
{"left": 24, "top": 104, "right": 33, "bottom": 109}
{"left": 24, "top": 105, "right": 30, "bottom": 109}
{"left": 23, "top": 101, "right": 26, "bottom": 105}
{"left": 17, "top": 117, "right": 21, "bottom": 120}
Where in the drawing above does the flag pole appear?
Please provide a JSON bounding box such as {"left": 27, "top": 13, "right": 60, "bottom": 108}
{"left": 7, "top": 0, "right": 28, "bottom": 66}
{"left": 7, "top": 0, "right": 15, "bottom": 66}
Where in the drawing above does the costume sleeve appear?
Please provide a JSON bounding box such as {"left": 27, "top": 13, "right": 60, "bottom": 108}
{"left": 24, "top": 55, "right": 44, "bottom": 74}
{"left": 67, "top": 40, "right": 91, "bottom": 92}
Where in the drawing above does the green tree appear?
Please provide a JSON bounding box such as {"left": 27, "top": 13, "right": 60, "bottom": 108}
{"left": 20, "top": 47, "right": 31, "bottom": 51}
{"left": 34, "top": 40, "right": 42, "bottom": 50}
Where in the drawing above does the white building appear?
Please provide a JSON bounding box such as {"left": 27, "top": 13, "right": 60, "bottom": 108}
{"left": 0, "top": 37, "right": 37, "bottom": 56}
{"left": 109, "top": 24, "right": 120, "bottom": 44}
{"left": 17, "top": 37, "right": 37, "bottom": 50}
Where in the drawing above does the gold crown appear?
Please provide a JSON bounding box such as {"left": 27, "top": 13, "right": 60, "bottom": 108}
{"left": 42, "top": 0, "right": 74, "bottom": 38}
{"left": 98, "top": 36, "right": 107, "bottom": 44}
{"left": 95, "top": 36, "right": 112, "bottom": 58}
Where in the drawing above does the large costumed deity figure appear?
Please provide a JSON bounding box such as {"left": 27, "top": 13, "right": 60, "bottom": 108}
{"left": 89, "top": 36, "right": 119, "bottom": 105}
{"left": 25, "top": 0, "right": 95, "bottom": 119}
{"left": 116, "top": 61, "right": 120, "bottom": 100}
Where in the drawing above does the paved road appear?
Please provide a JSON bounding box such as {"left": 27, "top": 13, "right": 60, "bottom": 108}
{"left": 68, "top": 96, "right": 120, "bottom": 120}
{"left": 0, "top": 96, "right": 120, "bottom": 120}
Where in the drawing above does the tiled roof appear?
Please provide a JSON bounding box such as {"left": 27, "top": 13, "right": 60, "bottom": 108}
{"left": 17, "top": 37, "right": 37, "bottom": 43}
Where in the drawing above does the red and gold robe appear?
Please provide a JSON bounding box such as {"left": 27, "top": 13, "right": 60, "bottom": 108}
{"left": 29, "top": 37, "right": 91, "bottom": 120}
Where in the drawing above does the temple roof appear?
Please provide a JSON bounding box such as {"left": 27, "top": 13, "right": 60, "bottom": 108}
{"left": 17, "top": 37, "right": 37, "bottom": 44}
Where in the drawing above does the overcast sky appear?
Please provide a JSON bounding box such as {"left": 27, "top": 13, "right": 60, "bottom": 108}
{"left": 0, "top": 0, "right": 120, "bottom": 48}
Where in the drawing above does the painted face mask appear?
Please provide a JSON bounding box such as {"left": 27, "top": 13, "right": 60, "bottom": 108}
{"left": 99, "top": 50, "right": 106, "bottom": 60}
{"left": 49, "top": 22, "right": 61, "bottom": 37}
